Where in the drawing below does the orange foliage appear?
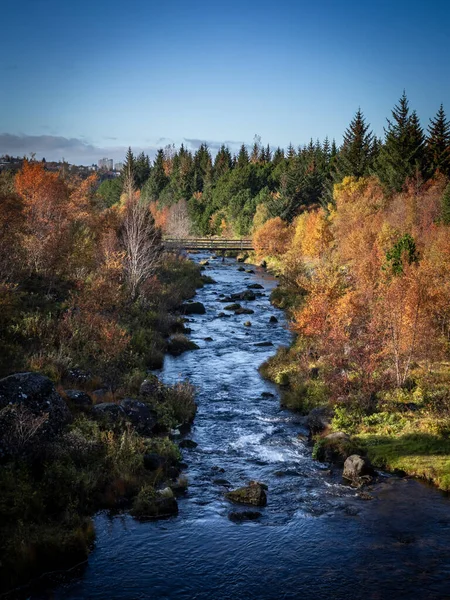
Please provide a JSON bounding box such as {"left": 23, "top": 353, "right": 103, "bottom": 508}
{"left": 253, "top": 217, "right": 292, "bottom": 258}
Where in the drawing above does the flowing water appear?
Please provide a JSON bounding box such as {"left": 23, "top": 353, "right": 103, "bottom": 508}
{"left": 43, "top": 255, "right": 449, "bottom": 599}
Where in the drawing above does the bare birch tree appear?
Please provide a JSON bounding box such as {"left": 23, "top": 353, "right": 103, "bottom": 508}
{"left": 121, "top": 171, "right": 162, "bottom": 300}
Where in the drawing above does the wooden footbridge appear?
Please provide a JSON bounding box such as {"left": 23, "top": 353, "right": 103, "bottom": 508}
{"left": 164, "top": 238, "right": 254, "bottom": 252}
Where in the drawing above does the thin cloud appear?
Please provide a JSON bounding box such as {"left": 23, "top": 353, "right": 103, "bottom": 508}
{"left": 0, "top": 134, "right": 159, "bottom": 165}
{"left": 184, "top": 138, "right": 244, "bottom": 153}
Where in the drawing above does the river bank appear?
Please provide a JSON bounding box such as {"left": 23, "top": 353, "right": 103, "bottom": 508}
{"left": 0, "top": 254, "right": 207, "bottom": 595}
{"left": 30, "top": 252, "right": 450, "bottom": 600}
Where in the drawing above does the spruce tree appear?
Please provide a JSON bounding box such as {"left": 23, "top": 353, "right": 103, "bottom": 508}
{"left": 334, "top": 108, "right": 374, "bottom": 181}
{"left": 287, "top": 143, "right": 296, "bottom": 160}
{"left": 427, "top": 104, "right": 450, "bottom": 177}
{"left": 134, "top": 152, "right": 151, "bottom": 188}
{"left": 376, "top": 92, "right": 427, "bottom": 191}
{"left": 142, "top": 149, "right": 168, "bottom": 201}
{"left": 272, "top": 147, "right": 285, "bottom": 165}
{"left": 236, "top": 144, "right": 249, "bottom": 168}
{"left": 121, "top": 147, "right": 136, "bottom": 196}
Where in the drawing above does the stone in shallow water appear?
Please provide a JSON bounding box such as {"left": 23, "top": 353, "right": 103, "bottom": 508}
{"left": 228, "top": 510, "right": 262, "bottom": 522}
{"left": 225, "top": 482, "right": 267, "bottom": 506}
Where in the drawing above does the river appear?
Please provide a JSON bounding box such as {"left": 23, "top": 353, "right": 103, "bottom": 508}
{"left": 45, "top": 254, "right": 450, "bottom": 599}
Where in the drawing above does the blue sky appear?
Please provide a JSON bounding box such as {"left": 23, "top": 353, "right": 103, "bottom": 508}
{"left": 1, "top": 0, "right": 449, "bottom": 164}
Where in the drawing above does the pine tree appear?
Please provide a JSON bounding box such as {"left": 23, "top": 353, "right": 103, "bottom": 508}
{"left": 427, "top": 104, "right": 450, "bottom": 177}
{"left": 272, "top": 147, "right": 285, "bottom": 165}
{"left": 287, "top": 143, "right": 296, "bottom": 160}
{"left": 142, "top": 149, "right": 168, "bottom": 201}
{"left": 236, "top": 144, "right": 249, "bottom": 168}
{"left": 134, "top": 152, "right": 151, "bottom": 188}
{"left": 192, "top": 143, "right": 212, "bottom": 192}
{"left": 213, "top": 145, "right": 233, "bottom": 181}
{"left": 376, "top": 92, "right": 427, "bottom": 191}
{"left": 334, "top": 108, "right": 374, "bottom": 181}
{"left": 121, "top": 147, "right": 136, "bottom": 197}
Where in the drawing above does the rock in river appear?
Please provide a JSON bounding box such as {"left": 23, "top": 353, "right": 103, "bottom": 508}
{"left": 180, "top": 302, "right": 206, "bottom": 315}
{"left": 343, "top": 455, "right": 374, "bottom": 483}
{"left": 225, "top": 482, "right": 267, "bottom": 506}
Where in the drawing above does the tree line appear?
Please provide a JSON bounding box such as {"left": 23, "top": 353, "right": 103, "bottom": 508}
{"left": 97, "top": 92, "right": 450, "bottom": 236}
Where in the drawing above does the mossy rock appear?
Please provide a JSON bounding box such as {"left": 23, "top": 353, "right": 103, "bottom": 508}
{"left": 167, "top": 335, "right": 200, "bottom": 356}
{"left": 313, "top": 432, "right": 362, "bottom": 465}
{"left": 225, "top": 483, "right": 267, "bottom": 506}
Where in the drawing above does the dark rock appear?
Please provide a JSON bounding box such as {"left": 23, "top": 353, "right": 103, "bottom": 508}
{"left": 231, "top": 291, "right": 256, "bottom": 301}
{"left": 225, "top": 482, "right": 267, "bottom": 506}
{"left": 224, "top": 303, "right": 241, "bottom": 311}
{"left": 307, "top": 406, "right": 333, "bottom": 433}
{"left": 244, "top": 321, "right": 252, "bottom": 327}
{"left": 120, "top": 398, "right": 157, "bottom": 435}
{"left": 143, "top": 453, "right": 166, "bottom": 471}
{"left": 0, "top": 372, "right": 71, "bottom": 457}
{"left": 261, "top": 392, "right": 274, "bottom": 398}
{"left": 343, "top": 455, "right": 374, "bottom": 483}
{"left": 213, "top": 478, "right": 231, "bottom": 485}
{"left": 247, "top": 283, "right": 264, "bottom": 289}
{"left": 254, "top": 341, "right": 273, "bottom": 347}
{"left": 65, "top": 389, "right": 92, "bottom": 407}
{"left": 259, "top": 260, "right": 267, "bottom": 268}
{"left": 179, "top": 439, "right": 198, "bottom": 449}
{"left": 228, "top": 510, "right": 262, "bottom": 522}
{"left": 132, "top": 487, "right": 178, "bottom": 519}
{"left": 237, "top": 266, "right": 246, "bottom": 271}
{"left": 246, "top": 269, "right": 255, "bottom": 274}
{"left": 269, "top": 316, "right": 278, "bottom": 323}
{"left": 140, "top": 376, "right": 165, "bottom": 400}
{"left": 180, "top": 302, "right": 206, "bottom": 315}
{"left": 167, "top": 466, "right": 181, "bottom": 479}
{"left": 93, "top": 402, "right": 125, "bottom": 422}
{"left": 211, "top": 466, "right": 225, "bottom": 473}
{"left": 204, "top": 337, "right": 213, "bottom": 342}
{"left": 167, "top": 335, "right": 200, "bottom": 356}
{"left": 234, "top": 307, "right": 254, "bottom": 315}
{"left": 199, "top": 260, "right": 209, "bottom": 266}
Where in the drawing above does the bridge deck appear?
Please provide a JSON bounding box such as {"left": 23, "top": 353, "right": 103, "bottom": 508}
{"left": 164, "top": 238, "right": 254, "bottom": 251}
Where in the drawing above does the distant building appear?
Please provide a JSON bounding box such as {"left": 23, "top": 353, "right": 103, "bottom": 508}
{"left": 98, "top": 158, "right": 113, "bottom": 170}
{"left": 115, "top": 162, "right": 124, "bottom": 172}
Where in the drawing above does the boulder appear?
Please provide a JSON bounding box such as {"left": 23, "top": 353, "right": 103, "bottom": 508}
{"left": 343, "top": 455, "right": 374, "bottom": 483}
{"left": 231, "top": 291, "right": 256, "bottom": 301}
{"left": 120, "top": 398, "right": 157, "bottom": 435}
{"left": 254, "top": 341, "right": 273, "bottom": 347}
{"left": 261, "top": 392, "right": 274, "bottom": 398}
{"left": 64, "top": 389, "right": 93, "bottom": 407}
{"left": 244, "top": 321, "right": 252, "bottom": 327}
{"left": 224, "top": 303, "right": 241, "bottom": 311}
{"left": 140, "top": 376, "right": 165, "bottom": 400}
{"left": 180, "top": 302, "right": 206, "bottom": 315}
{"left": 93, "top": 402, "right": 125, "bottom": 422}
{"left": 307, "top": 406, "right": 333, "bottom": 433}
{"left": 225, "top": 482, "right": 267, "bottom": 506}
{"left": 269, "top": 316, "right": 278, "bottom": 324}
{"left": 247, "top": 283, "right": 264, "bottom": 290}
{"left": 237, "top": 266, "right": 246, "bottom": 271}
{"left": 234, "top": 307, "right": 254, "bottom": 315}
{"left": 0, "top": 372, "right": 71, "bottom": 456}
{"left": 167, "top": 335, "right": 199, "bottom": 356}
{"left": 179, "top": 439, "right": 198, "bottom": 449}
{"left": 199, "top": 260, "right": 209, "bottom": 266}
{"left": 246, "top": 269, "right": 255, "bottom": 274}
{"left": 204, "top": 337, "right": 213, "bottom": 342}
{"left": 131, "top": 487, "right": 178, "bottom": 519}
{"left": 228, "top": 510, "right": 262, "bottom": 522}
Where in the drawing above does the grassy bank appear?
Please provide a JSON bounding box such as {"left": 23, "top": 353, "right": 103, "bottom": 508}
{"left": 261, "top": 341, "right": 450, "bottom": 491}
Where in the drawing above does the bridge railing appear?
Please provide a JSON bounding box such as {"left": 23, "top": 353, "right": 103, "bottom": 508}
{"left": 164, "top": 237, "right": 254, "bottom": 251}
